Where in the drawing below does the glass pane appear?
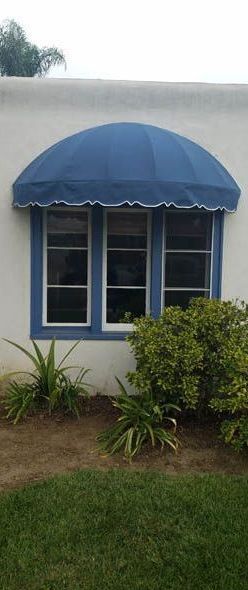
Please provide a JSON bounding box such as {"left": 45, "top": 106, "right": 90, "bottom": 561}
{"left": 47, "top": 288, "right": 87, "bottom": 323}
{"left": 107, "top": 212, "right": 147, "bottom": 248}
{"left": 164, "top": 290, "right": 209, "bottom": 309}
{"left": 165, "top": 212, "right": 212, "bottom": 250}
{"left": 107, "top": 288, "right": 146, "bottom": 323}
{"left": 165, "top": 252, "right": 211, "bottom": 289}
{"left": 47, "top": 210, "right": 88, "bottom": 247}
{"left": 47, "top": 250, "right": 87, "bottom": 286}
{"left": 107, "top": 251, "right": 146, "bottom": 286}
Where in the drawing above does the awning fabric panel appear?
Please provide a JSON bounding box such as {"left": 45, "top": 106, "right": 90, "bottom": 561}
{"left": 13, "top": 122, "right": 241, "bottom": 212}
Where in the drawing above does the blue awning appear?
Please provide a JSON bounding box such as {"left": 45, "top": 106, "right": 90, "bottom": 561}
{"left": 13, "top": 122, "right": 241, "bottom": 211}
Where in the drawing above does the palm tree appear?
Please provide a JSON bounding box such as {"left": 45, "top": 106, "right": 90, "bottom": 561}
{"left": 0, "top": 20, "right": 66, "bottom": 77}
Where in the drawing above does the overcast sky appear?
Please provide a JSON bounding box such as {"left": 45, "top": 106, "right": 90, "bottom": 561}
{"left": 0, "top": 0, "right": 247, "bottom": 83}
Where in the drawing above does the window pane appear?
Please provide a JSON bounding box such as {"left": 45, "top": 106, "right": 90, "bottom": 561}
{"left": 107, "top": 288, "right": 146, "bottom": 323}
{"left": 105, "top": 211, "right": 149, "bottom": 325}
{"left": 47, "top": 250, "right": 87, "bottom": 286}
{"left": 165, "top": 252, "right": 211, "bottom": 288}
{"left": 47, "top": 288, "right": 87, "bottom": 323}
{"left": 107, "top": 251, "right": 146, "bottom": 286}
{"left": 107, "top": 212, "right": 147, "bottom": 248}
{"left": 47, "top": 210, "right": 88, "bottom": 247}
{"left": 166, "top": 212, "right": 212, "bottom": 250}
{"left": 164, "top": 290, "right": 209, "bottom": 309}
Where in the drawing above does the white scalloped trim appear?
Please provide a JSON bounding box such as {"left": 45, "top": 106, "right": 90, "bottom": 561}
{"left": 13, "top": 199, "right": 236, "bottom": 212}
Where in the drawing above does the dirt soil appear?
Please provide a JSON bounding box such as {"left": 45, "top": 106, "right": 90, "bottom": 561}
{"left": 0, "top": 397, "right": 248, "bottom": 491}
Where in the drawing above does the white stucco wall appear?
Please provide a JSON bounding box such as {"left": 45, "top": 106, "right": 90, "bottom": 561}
{"left": 0, "top": 78, "right": 248, "bottom": 392}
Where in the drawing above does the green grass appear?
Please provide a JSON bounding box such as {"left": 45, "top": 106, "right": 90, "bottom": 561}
{"left": 0, "top": 470, "right": 247, "bottom": 590}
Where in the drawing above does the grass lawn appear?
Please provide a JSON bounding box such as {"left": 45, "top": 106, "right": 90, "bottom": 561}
{"left": 0, "top": 470, "right": 247, "bottom": 590}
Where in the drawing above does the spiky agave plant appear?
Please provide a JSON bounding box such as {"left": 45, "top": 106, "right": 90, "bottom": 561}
{"left": 51, "top": 368, "right": 90, "bottom": 417}
{"left": 2, "top": 339, "right": 89, "bottom": 421}
{"left": 97, "top": 378, "right": 180, "bottom": 462}
{"left": 4, "top": 380, "right": 39, "bottom": 424}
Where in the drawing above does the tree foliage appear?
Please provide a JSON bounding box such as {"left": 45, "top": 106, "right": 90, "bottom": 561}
{"left": 0, "top": 19, "right": 66, "bottom": 77}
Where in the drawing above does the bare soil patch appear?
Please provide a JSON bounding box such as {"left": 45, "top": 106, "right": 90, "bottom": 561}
{"left": 0, "top": 397, "right": 247, "bottom": 490}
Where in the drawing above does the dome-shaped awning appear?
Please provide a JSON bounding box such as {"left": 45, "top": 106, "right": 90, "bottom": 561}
{"left": 13, "top": 122, "right": 241, "bottom": 211}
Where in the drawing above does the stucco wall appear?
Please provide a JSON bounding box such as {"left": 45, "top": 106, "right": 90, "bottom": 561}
{"left": 0, "top": 78, "right": 248, "bottom": 392}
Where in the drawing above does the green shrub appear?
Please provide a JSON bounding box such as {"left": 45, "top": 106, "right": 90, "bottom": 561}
{"left": 97, "top": 378, "right": 180, "bottom": 462}
{"left": 208, "top": 345, "right": 248, "bottom": 450}
{"left": 188, "top": 298, "right": 248, "bottom": 412}
{"left": 219, "top": 416, "right": 248, "bottom": 451}
{"left": 126, "top": 298, "right": 248, "bottom": 449}
{"left": 127, "top": 299, "right": 248, "bottom": 413}
{"left": 1, "top": 339, "right": 90, "bottom": 422}
{"left": 127, "top": 307, "right": 203, "bottom": 410}
{"left": 190, "top": 299, "right": 248, "bottom": 446}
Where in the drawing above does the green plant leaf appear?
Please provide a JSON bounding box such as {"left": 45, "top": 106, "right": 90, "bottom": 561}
{"left": 32, "top": 340, "right": 46, "bottom": 373}
{"left": 97, "top": 378, "right": 179, "bottom": 461}
{"left": 3, "top": 339, "right": 40, "bottom": 371}
{"left": 145, "top": 422, "right": 155, "bottom": 447}
{"left": 0, "top": 371, "right": 34, "bottom": 382}
{"left": 57, "top": 340, "right": 82, "bottom": 369}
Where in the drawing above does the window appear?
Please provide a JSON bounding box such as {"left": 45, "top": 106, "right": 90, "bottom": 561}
{"left": 30, "top": 205, "right": 223, "bottom": 339}
{"left": 163, "top": 211, "right": 213, "bottom": 309}
{"left": 43, "top": 208, "right": 91, "bottom": 325}
{"left": 103, "top": 210, "right": 151, "bottom": 330}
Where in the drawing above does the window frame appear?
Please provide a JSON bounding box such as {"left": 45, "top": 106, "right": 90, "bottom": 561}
{"left": 30, "top": 205, "right": 224, "bottom": 340}
{"left": 102, "top": 208, "right": 152, "bottom": 331}
{"left": 43, "top": 207, "right": 92, "bottom": 328}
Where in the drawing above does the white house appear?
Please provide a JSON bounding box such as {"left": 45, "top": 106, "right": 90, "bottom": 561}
{"left": 0, "top": 77, "right": 247, "bottom": 393}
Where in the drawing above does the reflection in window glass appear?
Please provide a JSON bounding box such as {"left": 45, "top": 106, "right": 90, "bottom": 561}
{"left": 107, "top": 212, "right": 147, "bottom": 249}
{"left": 166, "top": 211, "right": 212, "bottom": 250}
{"left": 47, "top": 250, "right": 87, "bottom": 286}
{"left": 105, "top": 211, "right": 149, "bottom": 325}
{"left": 46, "top": 209, "right": 89, "bottom": 324}
{"left": 47, "top": 288, "right": 88, "bottom": 323}
{"left": 164, "top": 290, "right": 208, "bottom": 310}
{"left": 163, "top": 211, "right": 213, "bottom": 308}
{"left": 107, "top": 288, "right": 146, "bottom": 323}
{"left": 47, "top": 210, "right": 88, "bottom": 247}
{"left": 107, "top": 251, "right": 146, "bottom": 286}
{"left": 165, "top": 253, "right": 211, "bottom": 289}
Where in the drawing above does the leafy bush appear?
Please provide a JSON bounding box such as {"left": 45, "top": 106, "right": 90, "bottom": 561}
{"left": 188, "top": 298, "right": 248, "bottom": 412}
{"left": 2, "top": 339, "right": 89, "bottom": 422}
{"left": 127, "top": 307, "right": 203, "bottom": 410}
{"left": 190, "top": 299, "right": 248, "bottom": 448}
{"left": 209, "top": 346, "right": 248, "bottom": 450}
{"left": 127, "top": 299, "right": 248, "bottom": 413}
{"left": 219, "top": 416, "right": 248, "bottom": 451}
{"left": 97, "top": 378, "right": 180, "bottom": 462}
{"left": 126, "top": 298, "right": 248, "bottom": 449}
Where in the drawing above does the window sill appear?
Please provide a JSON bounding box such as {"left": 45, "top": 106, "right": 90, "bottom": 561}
{"left": 30, "top": 327, "right": 129, "bottom": 340}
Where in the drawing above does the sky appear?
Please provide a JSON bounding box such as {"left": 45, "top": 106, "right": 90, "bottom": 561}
{"left": 0, "top": 0, "right": 248, "bottom": 83}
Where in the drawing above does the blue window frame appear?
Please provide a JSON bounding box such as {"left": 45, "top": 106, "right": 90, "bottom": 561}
{"left": 30, "top": 205, "right": 224, "bottom": 340}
